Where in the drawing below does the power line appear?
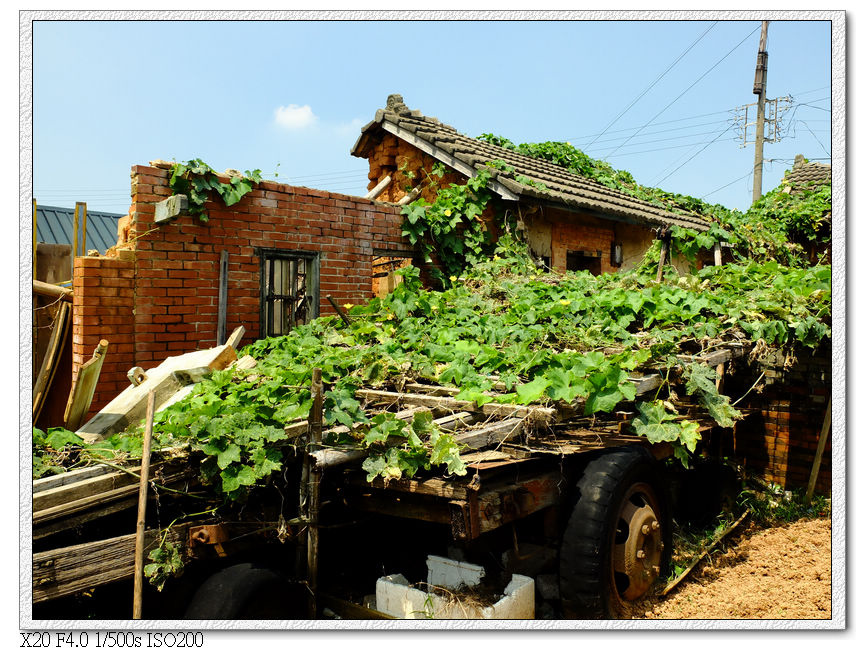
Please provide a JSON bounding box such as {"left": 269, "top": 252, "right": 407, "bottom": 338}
{"left": 653, "top": 122, "right": 738, "bottom": 186}
{"left": 563, "top": 109, "right": 734, "bottom": 143}
{"left": 574, "top": 118, "right": 732, "bottom": 148}
{"left": 604, "top": 23, "right": 762, "bottom": 161}
{"left": 701, "top": 171, "right": 753, "bottom": 200}
{"left": 604, "top": 136, "right": 740, "bottom": 159}
{"left": 800, "top": 121, "right": 831, "bottom": 157}
{"left": 588, "top": 126, "right": 735, "bottom": 153}
{"left": 583, "top": 21, "right": 718, "bottom": 150}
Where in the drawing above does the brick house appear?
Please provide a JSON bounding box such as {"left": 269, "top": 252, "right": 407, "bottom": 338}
{"left": 71, "top": 164, "right": 411, "bottom": 416}
{"left": 351, "top": 95, "right": 712, "bottom": 275}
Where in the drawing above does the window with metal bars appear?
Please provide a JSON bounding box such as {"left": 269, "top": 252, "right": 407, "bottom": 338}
{"left": 258, "top": 249, "right": 319, "bottom": 338}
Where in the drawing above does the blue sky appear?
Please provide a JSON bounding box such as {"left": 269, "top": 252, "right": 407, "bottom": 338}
{"left": 32, "top": 17, "right": 833, "bottom": 216}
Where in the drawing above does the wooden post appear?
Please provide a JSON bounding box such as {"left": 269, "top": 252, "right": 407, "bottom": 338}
{"left": 79, "top": 202, "right": 88, "bottom": 255}
{"left": 217, "top": 251, "right": 229, "bottom": 345}
{"left": 326, "top": 295, "right": 352, "bottom": 326}
{"left": 655, "top": 240, "right": 669, "bottom": 283}
{"left": 805, "top": 399, "right": 831, "bottom": 504}
{"left": 132, "top": 390, "right": 156, "bottom": 620}
{"left": 72, "top": 204, "right": 80, "bottom": 276}
{"left": 306, "top": 367, "right": 323, "bottom": 618}
{"left": 714, "top": 241, "right": 722, "bottom": 266}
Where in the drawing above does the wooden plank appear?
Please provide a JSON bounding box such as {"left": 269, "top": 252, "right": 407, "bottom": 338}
{"left": 33, "top": 524, "right": 191, "bottom": 603}
{"left": 318, "top": 594, "right": 395, "bottom": 620}
{"left": 64, "top": 339, "right": 109, "bottom": 430}
{"left": 355, "top": 389, "right": 556, "bottom": 423}
{"left": 33, "top": 464, "right": 114, "bottom": 493}
{"left": 34, "top": 497, "right": 139, "bottom": 540}
{"left": 350, "top": 473, "right": 469, "bottom": 500}
{"left": 805, "top": 399, "right": 832, "bottom": 503}
{"left": 33, "top": 464, "right": 155, "bottom": 512}
{"left": 452, "top": 418, "right": 524, "bottom": 451}
{"left": 32, "top": 301, "right": 71, "bottom": 421}
{"left": 225, "top": 325, "right": 246, "bottom": 349}
{"left": 33, "top": 471, "right": 192, "bottom": 526}
{"left": 217, "top": 251, "right": 229, "bottom": 345}
{"left": 76, "top": 343, "right": 237, "bottom": 443}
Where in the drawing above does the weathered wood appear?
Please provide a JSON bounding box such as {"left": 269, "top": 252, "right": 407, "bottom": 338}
{"left": 133, "top": 391, "right": 156, "bottom": 619}
{"left": 33, "top": 471, "right": 192, "bottom": 526}
{"left": 396, "top": 185, "right": 422, "bottom": 205}
{"left": 476, "top": 472, "right": 563, "bottom": 535}
{"left": 33, "top": 524, "right": 192, "bottom": 603}
{"left": 33, "top": 301, "right": 71, "bottom": 420}
{"left": 452, "top": 418, "right": 524, "bottom": 451}
{"left": 364, "top": 174, "right": 392, "bottom": 200}
{"left": 318, "top": 594, "right": 395, "bottom": 620}
{"left": 351, "top": 474, "right": 469, "bottom": 500}
{"left": 805, "top": 399, "right": 832, "bottom": 504}
{"left": 326, "top": 295, "right": 353, "bottom": 326}
{"left": 33, "top": 464, "right": 114, "bottom": 493}
{"left": 661, "top": 511, "right": 749, "bottom": 596}
{"left": 64, "top": 339, "right": 109, "bottom": 430}
{"left": 76, "top": 343, "right": 237, "bottom": 443}
{"left": 355, "top": 389, "right": 556, "bottom": 423}
{"left": 32, "top": 279, "right": 73, "bottom": 302}
{"left": 217, "top": 250, "right": 229, "bottom": 345}
{"left": 225, "top": 325, "right": 246, "bottom": 349}
{"left": 714, "top": 241, "right": 723, "bottom": 266}
{"left": 631, "top": 374, "right": 662, "bottom": 396}
{"left": 233, "top": 355, "right": 258, "bottom": 370}
{"left": 311, "top": 407, "right": 430, "bottom": 470}
{"left": 656, "top": 239, "right": 669, "bottom": 283}
{"left": 33, "top": 464, "right": 159, "bottom": 512}
{"left": 307, "top": 368, "right": 323, "bottom": 616}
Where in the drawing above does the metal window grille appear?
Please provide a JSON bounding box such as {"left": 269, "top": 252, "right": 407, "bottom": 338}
{"left": 259, "top": 250, "right": 319, "bottom": 337}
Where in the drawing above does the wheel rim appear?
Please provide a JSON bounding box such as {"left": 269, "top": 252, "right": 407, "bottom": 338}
{"left": 611, "top": 482, "right": 663, "bottom": 602}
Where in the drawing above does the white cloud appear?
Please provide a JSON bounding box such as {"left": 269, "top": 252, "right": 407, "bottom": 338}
{"left": 334, "top": 117, "right": 365, "bottom": 136}
{"left": 274, "top": 104, "right": 318, "bottom": 130}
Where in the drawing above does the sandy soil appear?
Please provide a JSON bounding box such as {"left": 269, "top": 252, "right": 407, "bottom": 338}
{"left": 628, "top": 517, "right": 832, "bottom": 620}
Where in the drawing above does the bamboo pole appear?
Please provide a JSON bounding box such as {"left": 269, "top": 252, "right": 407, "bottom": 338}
{"left": 132, "top": 390, "right": 156, "bottom": 620}
{"left": 805, "top": 399, "right": 831, "bottom": 504}
{"left": 306, "top": 367, "right": 323, "bottom": 618}
{"left": 72, "top": 204, "right": 80, "bottom": 276}
{"left": 79, "top": 202, "right": 88, "bottom": 255}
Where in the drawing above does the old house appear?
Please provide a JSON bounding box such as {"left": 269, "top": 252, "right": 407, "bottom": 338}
{"left": 351, "top": 94, "right": 712, "bottom": 275}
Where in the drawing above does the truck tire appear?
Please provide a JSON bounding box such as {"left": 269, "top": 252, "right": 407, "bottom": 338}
{"left": 183, "top": 562, "right": 308, "bottom": 620}
{"left": 559, "top": 446, "right": 671, "bottom": 619}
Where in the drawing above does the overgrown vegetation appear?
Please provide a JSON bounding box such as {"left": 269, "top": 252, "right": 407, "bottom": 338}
{"left": 168, "top": 158, "right": 262, "bottom": 222}
{"left": 476, "top": 134, "right": 831, "bottom": 267}
{"left": 34, "top": 150, "right": 831, "bottom": 521}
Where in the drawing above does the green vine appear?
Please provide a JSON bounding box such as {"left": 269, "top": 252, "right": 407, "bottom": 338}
{"left": 168, "top": 158, "right": 263, "bottom": 222}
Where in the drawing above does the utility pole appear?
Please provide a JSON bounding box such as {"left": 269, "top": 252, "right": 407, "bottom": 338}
{"left": 751, "top": 20, "right": 769, "bottom": 204}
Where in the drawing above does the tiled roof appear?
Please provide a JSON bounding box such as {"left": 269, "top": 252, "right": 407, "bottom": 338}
{"left": 35, "top": 204, "right": 124, "bottom": 254}
{"left": 352, "top": 96, "right": 710, "bottom": 232}
{"left": 784, "top": 154, "right": 831, "bottom": 189}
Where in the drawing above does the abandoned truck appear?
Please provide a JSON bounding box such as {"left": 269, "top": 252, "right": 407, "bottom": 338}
{"left": 31, "top": 249, "right": 831, "bottom": 621}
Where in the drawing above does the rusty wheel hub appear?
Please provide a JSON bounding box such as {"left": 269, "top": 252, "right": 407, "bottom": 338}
{"left": 612, "top": 484, "right": 663, "bottom": 601}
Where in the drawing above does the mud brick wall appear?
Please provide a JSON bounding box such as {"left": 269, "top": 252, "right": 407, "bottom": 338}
{"left": 733, "top": 348, "right": 832, "bottom": 494}
{"left": 72, "top": 164, "right": 407, "bottom": 417}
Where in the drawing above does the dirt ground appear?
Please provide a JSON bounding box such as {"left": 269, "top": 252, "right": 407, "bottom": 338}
{"left": 628, "top": 517, "right": 832, "bottom": 620}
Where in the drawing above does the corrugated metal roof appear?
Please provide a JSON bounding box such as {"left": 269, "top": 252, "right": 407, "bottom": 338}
{"left": 35, "top": 205, "right": 124, "bottom": 254}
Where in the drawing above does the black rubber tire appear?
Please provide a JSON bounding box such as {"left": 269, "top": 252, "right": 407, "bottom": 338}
{"left": 183, "top": 562, "right": 307, "bottom": 620}
{"left": 559, "top": 446, "right": 671, "bottom": 619}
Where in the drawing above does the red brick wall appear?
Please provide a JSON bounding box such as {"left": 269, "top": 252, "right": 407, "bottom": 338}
{"left": 72, "top": 254, "right": 136, "bottom": 414}
{"left": 72, "top": 165, "right": 407, "bottom": 417}
{"left": 550, "top": 213, "right": 617, "bottom": 274}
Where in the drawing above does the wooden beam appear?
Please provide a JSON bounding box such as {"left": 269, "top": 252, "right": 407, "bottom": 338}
{"left": 33, "top": 524, "right": 192, "bottom": 603}
{"left": 364, "top": 174, "right": 392, "bottom": 200}
{"left": 33, "top": 280, "right": 73, "bottom": 302}
{"left": 397, "top": 186, "right": 422, "bottom": 206}
{"left": 452, "top": 418, "right": 524, "bottom": 451}
{"left": 354, "top": 389, "right": 556, "bottom": 423}
{"left": 225, "top": 326, "right": 246, "bottom": 350}
{"left": 33, "top": 463, "right": 162, "bottom": 512}
{"left": 32, "top": 301, "right": 71, "bottom": 421}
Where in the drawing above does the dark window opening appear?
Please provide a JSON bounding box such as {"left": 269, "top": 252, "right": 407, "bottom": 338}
{"left": 566, "top": 250, "right": 602, "bottom": 275}
{"left": 259, "top": 249, "right": 319, "bottom": 338}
